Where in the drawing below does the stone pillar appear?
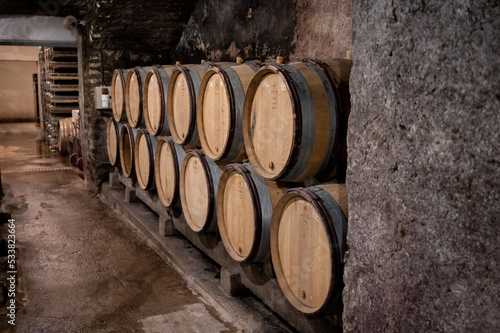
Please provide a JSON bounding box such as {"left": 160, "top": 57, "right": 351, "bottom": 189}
{"left": 344, "top": 1, "right": 500, "bottom": 331}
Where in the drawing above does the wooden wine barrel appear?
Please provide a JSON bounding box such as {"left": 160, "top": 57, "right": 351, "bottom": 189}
{"left": 57, "top": 117, "right": 75, "bottom": 154}
{"left": 216, "top": 163, "right": 274, "bottom": 262}
{"left": 166, "top": 63, "right": 208, "bottom": 149}
{"left": 197, "top": 61, "right": 261, "bottom": 162}
{"left": 119, "top": 123, "right": 139, "bottom": 178}
{"left": 125, "top": 66, "right": 151, "bottom": 128}
{"left": 111, "top": 68, "right": 129, "bottom": 122}
{"left": 134, "top": 129, "right": 158, "bottom": 190}
{"left": 106, "top": 118, "right": 122, "bottom": 166}
{"left": 242, "top": 59, "right": 352, "bottom": 183}
{"left": 179, "top": 150, "right": 222, "bottom": 233}
{"left": 143, "top": 65, "right": 175, "bottom": 136}
{"left": 155, "top": 136, "right": 186, "bottom": 207}
{"left": 270, "top": 183, "right": 348, "bottom": 315}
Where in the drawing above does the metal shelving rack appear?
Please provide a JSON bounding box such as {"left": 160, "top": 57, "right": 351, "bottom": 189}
{"left": 39, "top": 47, "right": 79, "bottom": 152}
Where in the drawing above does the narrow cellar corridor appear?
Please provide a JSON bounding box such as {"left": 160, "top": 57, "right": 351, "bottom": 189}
{"left": 0, "top": 123, "right": 237, "bottom": 332}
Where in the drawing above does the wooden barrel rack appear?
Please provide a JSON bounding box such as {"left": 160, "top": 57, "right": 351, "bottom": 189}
{"left": 106, "top": 57, "right": 352, "bottom": 330}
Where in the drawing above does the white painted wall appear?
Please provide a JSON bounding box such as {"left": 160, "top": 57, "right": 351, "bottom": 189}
{"left": 0, "top": 46, "right": 39, "bottom": 61}
{"left": 0, "top": 46, "right": 39, "bottom": 122}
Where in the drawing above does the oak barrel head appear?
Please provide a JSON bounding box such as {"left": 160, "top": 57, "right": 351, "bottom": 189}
{"left": 119, "top": 123, "right": 137, "bottom": 178}
{"left": 217, "top": 166, "right": 256, "bottom": 262}
{"left": 155, "top": 136, "right": 185, "bottom": 207}
{"left": 106, "top": 119, "right": 122, "bottom": 166}
{"left": 198, "top": 71, "right": 231, "bottom": 160}
{"left": 180, "top": 150, "right": 221, "bottom": 233}
{"left": 125, "top": 68, "right": 143, "bottom": 127}
{"left": 197, "top": 62, "right": 257, "bottom": 162}
{"left": 112, "top": 69, "right": 128, "bottom": 122}
{"left": 243, "top": 67, "right": 297, "bottom": 180}
{"left": 166, "top": 64, "right": 207, "bottom": 148}
{"left": 170, "top": 71, "right": 192, "bottom": 142}
{"left": 217, "top": 163, "right": 274, "bottom": 263}
{"left": 243, "top": 60, "right": 352, "bottom": 183}
{"left": 270, "top": 183, "right": 348, "bottom": 315}
{"left": 144, "top": 66, "right": 174, "bottom": 136}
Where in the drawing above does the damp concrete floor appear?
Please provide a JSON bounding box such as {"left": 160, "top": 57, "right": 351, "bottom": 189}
{"left": 0, "top": 123, "right": 238, "bottom": 332}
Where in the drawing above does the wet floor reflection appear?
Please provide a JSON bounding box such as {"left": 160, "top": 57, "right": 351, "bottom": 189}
{"left": 0, "top": 123, "right": 84, "bottom": 180}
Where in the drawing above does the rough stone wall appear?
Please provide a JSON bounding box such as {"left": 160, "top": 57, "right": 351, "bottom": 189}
{"left": 78, "top": 0, "right": 196, "bottom": 191}
{"left": 291, "top": 0, "right": 351, "bottom": 60}
{"left": 174, "top": 0, "right": 297, "bottom": 62}
{"left": 175, "top": 0, "right": 351, "bottom": 62}
{"left": 344, "top": 1, "right": 500, "bottom": 332}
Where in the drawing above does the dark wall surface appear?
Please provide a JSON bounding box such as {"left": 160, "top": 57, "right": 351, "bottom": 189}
{"left": 344, "top": 1, "right": 500, "bottom": 331}
{"left": 174, "top": 0, "right": 297, "bottom": 62}
{"left": 175, "top": 0, "right": 351, "bottom": 62}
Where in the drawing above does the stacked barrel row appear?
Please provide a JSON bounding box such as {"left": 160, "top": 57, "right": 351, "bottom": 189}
{"left": 106, "top": 56, "right": 351, "bottom": 315}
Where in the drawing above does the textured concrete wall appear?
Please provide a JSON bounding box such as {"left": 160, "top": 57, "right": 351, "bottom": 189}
{"left": 0, "top": 61, "right": 37, "bottom": 122}
{"left": 344, "top": 1, "right": 500, "bottom": 332}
